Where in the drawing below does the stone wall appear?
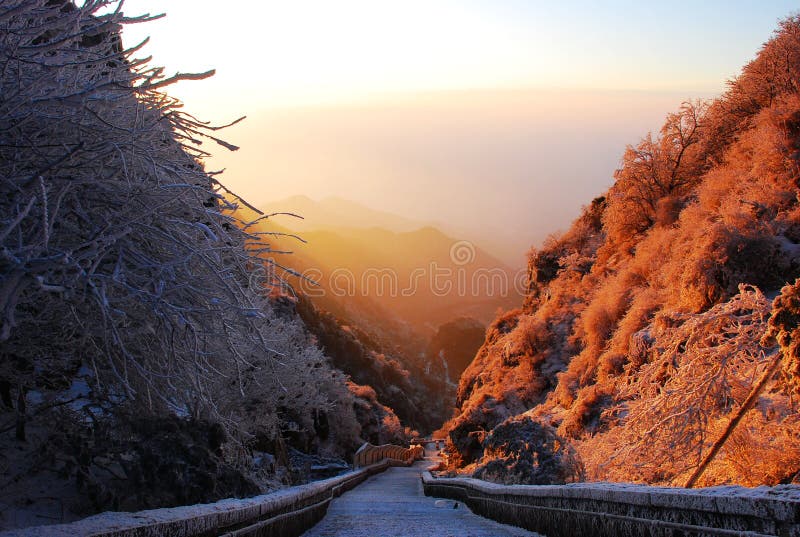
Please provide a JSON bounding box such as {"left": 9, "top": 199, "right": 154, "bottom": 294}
{"left": 422, "top": 472, "right": 800, "bottom": 537}
{"left": 5, "top": 460, "right": 409, "bottom": 537}
{"left": 353, "top": 442, "right": 424, "bottom": 467}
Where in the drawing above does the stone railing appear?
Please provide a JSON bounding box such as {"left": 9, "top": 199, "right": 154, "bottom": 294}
{"left": 5, "top": 456, "right": 406, "bottom": 537}
{"left": 353, "top": 442, "right": 424, "bottom": 468}
{"left": 410, "top": 437, "right": 445, "bottom": 450}
{"left": 422, "top": 472, "right": 800, "bottom": 537}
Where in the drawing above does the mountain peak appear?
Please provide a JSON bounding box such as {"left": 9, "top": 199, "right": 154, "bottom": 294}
{"left": 261, "top": 194, "right": 426, "bottom": 234}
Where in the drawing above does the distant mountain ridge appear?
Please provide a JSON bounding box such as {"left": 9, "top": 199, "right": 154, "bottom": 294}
{"left": 255, "top": 195, "right": 519, "bottom": 330}
{"left": 261, "top": 195, "right": 437, "bottom": 233}
{"left": 242, "top": 198, "right": 512, "bottom": 434}
{"left": 260, "top": 195, "right": 526, "bottom": 267}
{"left": 262, "top": 219, "right": 518, "bottom": 332}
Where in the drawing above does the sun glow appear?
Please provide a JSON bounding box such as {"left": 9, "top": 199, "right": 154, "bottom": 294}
{"left": 121, "top": 0, "right": 530, "bottom": 113}
{"left": 120, "top": 0, "right": 795, "bottom": 115}
{"left": 116, "top": 0, "right": 800, "bottom": 267}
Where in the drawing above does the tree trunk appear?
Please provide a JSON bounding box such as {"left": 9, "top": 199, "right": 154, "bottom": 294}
{"left": 684, "top": 354, "right": 781, "bottom": 488}
{"left": 0, "top": 380, "right": 11, "bottom": 408}
{"left": 275, "top": 435, "right": 289, "bottom": 469}
{"left": 15, "top": 384, "right": 26, "bottom": 442}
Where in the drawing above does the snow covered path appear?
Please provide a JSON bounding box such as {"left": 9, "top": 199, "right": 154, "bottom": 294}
{"left": 301, "top": 457, "right": 542, "bottom": 537}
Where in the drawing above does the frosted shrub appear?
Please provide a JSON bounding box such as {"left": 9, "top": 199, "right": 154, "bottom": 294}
{"left": 472, "top": 416, "right": 583, "bottom": 485}
{"left": 763, "top": 278, "right": 800, "bottom": 395}
{"left": 583, "top": 286, "right": 780, "bottom": 485}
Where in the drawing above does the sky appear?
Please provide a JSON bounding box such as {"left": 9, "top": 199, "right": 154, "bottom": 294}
{"left": 120, "top": 1, "right": 799, "bottom": 266}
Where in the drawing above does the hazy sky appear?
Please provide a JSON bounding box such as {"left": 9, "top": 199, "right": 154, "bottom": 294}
{"left": 121, "top": 1, "right": 798, "bottom": 266}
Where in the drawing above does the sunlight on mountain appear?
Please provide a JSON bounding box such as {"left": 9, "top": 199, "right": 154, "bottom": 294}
{"left": 4, "top": 1, "right": 800, "bottom": 533}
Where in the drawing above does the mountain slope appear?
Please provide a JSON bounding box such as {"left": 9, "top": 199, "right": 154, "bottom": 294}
{"left": 444, "top": 16, "right": 800, "bottom": 487}
{"left": 240, "top": 200, "right": 509, "bottom": 434}
{"left": 243, "top": 215, "right": 503, "bottom": 433}
{"left": 266, "top": 221, "right": 519, "bottom": 331}
{"left": 0, "top": 3, "right": 406, "bottom": 528}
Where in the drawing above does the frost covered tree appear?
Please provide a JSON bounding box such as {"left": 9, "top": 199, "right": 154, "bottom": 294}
{"left": 585, "top": 286, "right": 799, "bottom": 486}
{"left": 444, "top": 15, "right": 800, "bottom": 488}
{"left": 0, "top": 0, "right": 282, "bottom": 426}
{"left": 603, "top": 101, "right": 707, "bottom": 244}
{"left": 0, "top": 3, "right": 376, "bottom": 515}
{"left": 0, "top": 0, "right": 372, "bottom": 454}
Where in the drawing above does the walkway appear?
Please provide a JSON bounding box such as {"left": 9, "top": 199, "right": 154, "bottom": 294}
{"left": 301, "top": 453, "right": 542, "bottom": 537}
